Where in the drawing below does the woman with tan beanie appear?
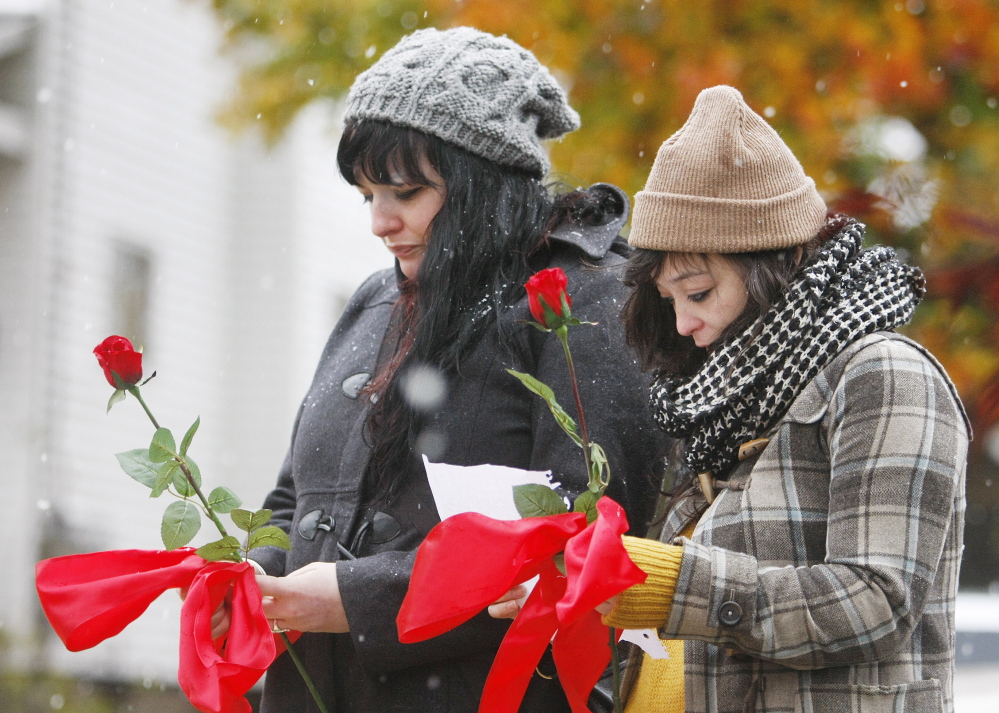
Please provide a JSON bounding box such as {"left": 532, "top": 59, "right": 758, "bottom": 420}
{"left": 606, "top": 85, "right": 967, "bottom": 712}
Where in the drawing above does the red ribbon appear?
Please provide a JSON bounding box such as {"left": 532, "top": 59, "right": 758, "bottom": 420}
{"left": 35, "top": 548, "right": 287, "bottom": 713}
{"left": 397, "top": 497, "right": 646, "bottom": 713}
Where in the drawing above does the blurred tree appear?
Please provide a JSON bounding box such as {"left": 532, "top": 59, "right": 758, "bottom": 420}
{"left": 203, "top": 0, "right": 999, "bottom": 586}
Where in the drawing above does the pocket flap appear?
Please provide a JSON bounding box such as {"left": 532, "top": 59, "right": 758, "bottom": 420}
{"left": 800, "top": 679, "right": 942, "bottom": 713}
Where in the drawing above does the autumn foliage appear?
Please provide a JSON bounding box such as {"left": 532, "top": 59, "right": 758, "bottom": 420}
{"left": 202, "top": 0, "right": 999, "bottom": 584}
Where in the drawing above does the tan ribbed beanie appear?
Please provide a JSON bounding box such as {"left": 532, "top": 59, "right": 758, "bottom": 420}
{"left": 629, "top": 85, "right": 827, "bottom": 252}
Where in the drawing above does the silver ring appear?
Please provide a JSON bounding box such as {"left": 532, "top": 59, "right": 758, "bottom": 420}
{"left": 270, "top": 619, "right": 290, "bottom": 634}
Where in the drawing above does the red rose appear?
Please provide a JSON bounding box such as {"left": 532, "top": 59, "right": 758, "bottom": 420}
{"left": 94, "top": 336, "right": 143, "bottom": 388}
{"left": 525, "top": 268, "right": 572, "bottom": 328}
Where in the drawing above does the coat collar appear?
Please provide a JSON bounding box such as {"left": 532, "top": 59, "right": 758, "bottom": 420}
{"left": 548, "top": 183, "right": 631, "bottom": 260}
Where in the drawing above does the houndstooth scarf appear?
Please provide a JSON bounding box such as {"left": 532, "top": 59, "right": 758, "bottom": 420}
{"left": 651, "top": 217, "right": 926, "bottom": 478}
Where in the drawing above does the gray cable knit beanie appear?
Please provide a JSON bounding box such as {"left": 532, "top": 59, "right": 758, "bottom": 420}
{"left": 344, "top": 27, "right": 580, "bottom": 177}
{"left": 629, "top": 85, "right": 827, "bottom": 253}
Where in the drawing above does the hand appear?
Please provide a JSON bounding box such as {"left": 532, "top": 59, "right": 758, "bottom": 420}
{"left": 179, "top": 585, "right": 232, "bottom": 641}
{"left": 595, "top": 594, "right": 619, "bottom": 616}
{"left": 256, "top": 562, "right": 349, "bottom": 633}
{"left": 487, "top": 584, "right": 528, "bottom": 620}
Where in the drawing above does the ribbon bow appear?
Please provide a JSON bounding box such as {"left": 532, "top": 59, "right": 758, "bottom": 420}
{"left": 397, "top": 497, "right": 646, "bottom": 713}
{"left": 35, "top": 549, "right": 289, "bottom": 713}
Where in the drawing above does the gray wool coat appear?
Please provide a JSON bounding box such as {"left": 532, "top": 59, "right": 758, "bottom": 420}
{"left": 651, "top": 333, "right": 969, "bottom": 713}
{"left": 253, "top": 184, "right": 667, "bottom": 713}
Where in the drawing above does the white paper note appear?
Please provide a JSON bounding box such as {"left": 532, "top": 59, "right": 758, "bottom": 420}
{"left": 620, "top": 628, "right": 670, "bottom": 659}
{"left": 422, "top": 456, "right": 662, "bottom": 655}
{"left": 423, "top": 456, "right": 562, "bottom": 521}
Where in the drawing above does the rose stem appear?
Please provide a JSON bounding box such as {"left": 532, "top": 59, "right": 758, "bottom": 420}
{"left": 177, "top": 460, "right": 229, "bottom": 538}
{"left": 610, "top": 627, "right": 622, "bottom": 713}
{"left": 129, "top": 387, "right": 228, "bottom": 538}
{"left": 557, "top": 326, "right": 594, "bottom": 482}
{"left": 130, "top": 383, "right": 328, "bottom": 712}
{"left": 128, "top": 387, "right": 160, "bottom": 429}
{"left": 280, "top": 632, "right": 331, "bottom": 713}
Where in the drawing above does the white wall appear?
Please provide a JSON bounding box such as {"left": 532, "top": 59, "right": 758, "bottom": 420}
{"left": 0, "top": 0, "right": 387, "bottom": 684}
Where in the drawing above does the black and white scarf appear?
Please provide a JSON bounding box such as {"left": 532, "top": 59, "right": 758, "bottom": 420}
{"left": 651, "top": 217, "right": 926, "bottom": 478}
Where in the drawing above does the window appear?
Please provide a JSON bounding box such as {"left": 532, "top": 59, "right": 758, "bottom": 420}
{"left": 111, "top": 243, "right": 151, "bottom": 349}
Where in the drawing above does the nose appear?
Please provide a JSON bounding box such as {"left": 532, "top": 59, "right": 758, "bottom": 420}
{"left": 369, "top": 197, "right": 401, "bottom": 238}
{"left": 674, "top": 305, "right": 701, "bottom": 338}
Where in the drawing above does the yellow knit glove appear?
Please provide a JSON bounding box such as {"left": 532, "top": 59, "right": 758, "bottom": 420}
{"left": 602, "top": 536, "right": 683, "bottom": 630}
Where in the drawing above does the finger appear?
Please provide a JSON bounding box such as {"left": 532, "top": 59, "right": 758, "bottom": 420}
{"left": 595, "top": 595, "right": 619, "bottom": 616}
{"left": 494, "top": 584, "right": 527, "bottom": 604}
{"left": 211, "top": 603, "right": 227, "bottom": 629}
{"left": 283, "top": 563, "right": 315, "bottom": 578}
{"left": 211, "top": 611, "right": 231, "bottom": 641}
{"left": 255, "top": 574, "right": 284, "bottom": 597}
{"left": 260, "top": 594, "right": 300, "bottom": 623}
{"left": 269, "top": 619, "right": 290, "bottom": 634}
{"left": 488, "top": 599, "right": 521, "bottom": 620}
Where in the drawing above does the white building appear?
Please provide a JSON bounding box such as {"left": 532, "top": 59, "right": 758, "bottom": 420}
{"left": 0, "top": 0, "right": 387, "bottom": 686}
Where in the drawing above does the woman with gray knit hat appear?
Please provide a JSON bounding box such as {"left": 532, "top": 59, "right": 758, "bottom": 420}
{"left": 590, "top": 84, "right": 969, "bottom": 712}
{"left": 211, "top": 25, "right": 666, "bottom": 713}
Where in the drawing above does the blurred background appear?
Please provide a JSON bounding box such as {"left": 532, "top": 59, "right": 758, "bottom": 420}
{"left": 1, "top": 0, "right": 997, "bottom": 710}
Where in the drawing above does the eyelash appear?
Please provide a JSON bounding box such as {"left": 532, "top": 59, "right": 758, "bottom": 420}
{"left": 395, "top": 187, "right": 422, "bottom": 201}
{"left": 360, "top": 187, "right": 424, "bottom": 204}
{"left": 661, "top": 289, "right": 711, "bottom": 305}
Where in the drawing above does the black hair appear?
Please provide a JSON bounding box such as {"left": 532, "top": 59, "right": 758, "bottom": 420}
{"left": 338, "top": 120, "right": 614, "bottom": 502}
{"left": 621, "top": 214, "right": 846, "bottom": 379}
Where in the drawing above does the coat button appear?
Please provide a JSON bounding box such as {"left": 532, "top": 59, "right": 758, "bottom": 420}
{"left": 298, "top": 509, "right": 334, "bottom": 541}
{"left": 341, "top": 372, "right": 371, "bottom": 399}
{"left": 718, "top": 601, "right": 743, "bottom": 627}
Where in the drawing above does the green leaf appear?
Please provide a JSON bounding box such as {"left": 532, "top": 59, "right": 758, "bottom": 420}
{"left": 588, "top": 443, "right": 610, "bottom": 494}
{"left": 152, "top": 460, "right": 179, "bottom": 498}
{"left": 513, "top": 483, "right": 569, "bottom": 518}
{"left": 149, "top": 428, "right": 177, "bottom": 463}
{"left": 232, "top": 508, "right": 273, "bottom": 532}
{"left": 110, "top": 370, "right": 131, "bottom": 390}
{"left": 247, "top": 526, "right": 292, "bottom": 551}
{"left": 559, "top": 292, "right": 573, "bottom": 321}
{"left": 540, "top": 298, "right": 563, "bottom": 329}
{"left": 172, "top": 458, "right": 202, "bottom": 498}
{"left": 230, "top": 508, "right": 253, "bottom": 532}
{"left": 572, "top": 490, "right": 599, "bottom": 524}
{"left": 180, "top": 416, "right": 200, "bottom": 456}
{"left": 188, "top": 457, "right": 202, "bottom": 488}
{"left": 106, "top": 389, "right": 126, "bottom": 413}
{"left": 515, "top": 318, "right": 551, "bottom": 333}
{"left": 115, "top": 448, "right": 158, "bottom": 489}
{"left": 161, "top": 501, "right": 201, "bottom": 550}
{"left": 553, "top": 552, "right": 566, "bottom": 576}
{"left": 208, "top": 486, "right": 242, "bottom": 514}
{"left": 506, "top": 370, "right": 582, "bottom": 447}
{"left": 249, "top": 509, "right": 273, "bottom": 531}
{"left": 196, "top": 536, "right": 242, "bottom": 562}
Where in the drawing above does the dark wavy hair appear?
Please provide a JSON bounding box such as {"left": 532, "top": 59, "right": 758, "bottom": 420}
{"left": 621, "top": 214, "right": 846, "bottom": 379}
{"left": 338, "top": 120, "right": 619, "bottom": 502}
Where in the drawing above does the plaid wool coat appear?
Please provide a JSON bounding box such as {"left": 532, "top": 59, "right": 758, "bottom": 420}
{"left": 655, "top": 332, "right": 969, "bottom": 713}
